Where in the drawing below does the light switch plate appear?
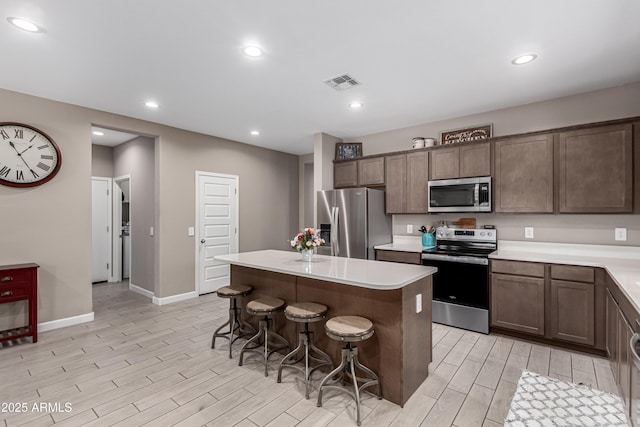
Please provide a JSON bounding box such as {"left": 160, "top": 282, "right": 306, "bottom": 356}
{"left": 150, "top": 226, "right": 154, "bottom": 236}
{"left": 615, "top": 227, "right": 627, "bottom": 241}
{"left": 407, "top": 224, "right": 413, "bottom": 234}
{"left": 416, "top": 294, "right": 422, "bottom": 313}
{"left": 525, "top": 227, "right": 534, "bottom": 239}
{"left": 188, "top": 227, "right": 195, "bottom": 236}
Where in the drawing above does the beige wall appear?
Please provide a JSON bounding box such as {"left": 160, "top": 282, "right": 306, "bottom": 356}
{"left": 91, "top": 145, "right": 114, "bottom": 177}
{"left": 0, "top": 88, "right": 299, "bottom": 325}
{"left": 343, "top": 81, "right": 640, "bottom": 154}
{"left": 332, "top": 82, "right": 640, "bottom": 246}
{"left": 313, "top": 132, "right": 341, "bottom": 226}
{"left": 298, "top": 153, "right": 313, "bottom": 229}
{"left": 114, "top": 137, "right": 155, "bottom": 292}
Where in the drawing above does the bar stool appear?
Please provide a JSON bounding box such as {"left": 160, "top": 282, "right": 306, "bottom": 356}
{"left": 211, "top": 284, "right": 255, "bottom": 358}
{"left": 239, "top": 296, "right": 290, "bottom": 376}
{"left": 277, "top": 302, "right": 334, "bottom": 398}
{"left": 317, "top": 315, "right": 381, "bottom": 426}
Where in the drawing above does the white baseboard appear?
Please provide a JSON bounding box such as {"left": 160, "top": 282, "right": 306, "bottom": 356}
{"left": 153, "top": 291, "right": 197, "bottom": 306}
{"left": 38, "top": 312, "right": 95, "bottom": 333}
{"left": 129, "top": 282, "right": 154, "bottom": 299}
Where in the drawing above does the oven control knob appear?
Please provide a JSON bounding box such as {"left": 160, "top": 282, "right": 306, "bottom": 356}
{"left": 480, "top": 232, "right": 485, "bottom": 236}
{"left": 487, "top": 232, "right": 493, "bottom": 237}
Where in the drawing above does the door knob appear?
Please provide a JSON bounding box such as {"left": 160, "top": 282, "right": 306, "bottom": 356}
{"left": 201, "top": 239, "right": 206, "bottom": 244}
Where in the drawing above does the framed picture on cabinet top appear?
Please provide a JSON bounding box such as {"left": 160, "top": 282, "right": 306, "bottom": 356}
{"left": 335, "top": 142, "right": 363, "bottom": 161}
{"left": 440, "top": 123, "right": 493, "bottom": 145}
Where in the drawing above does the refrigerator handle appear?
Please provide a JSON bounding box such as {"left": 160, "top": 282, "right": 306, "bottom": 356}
{"left": 331, "top": 206, "right": 340, "bottom": 256}
{"left": 330, "top": 207, "right": 336, "bottom": 256}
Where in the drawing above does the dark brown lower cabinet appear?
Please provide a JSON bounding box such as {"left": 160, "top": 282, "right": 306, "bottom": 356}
{"left": 490, "top": 273, "right": 545, "bottom": 336}
{"left": 607, "top": 289, "right": 620, "bottom": 379}
{"left": 618, "top": 309, "right": 633, "bottom": 411}
{"left": 548, "top": 279, "right": 595, "bottom": 346}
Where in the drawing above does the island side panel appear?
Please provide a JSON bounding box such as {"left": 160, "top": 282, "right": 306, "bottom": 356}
{"left": 296, "top": 276, "right": 404, "bottom": 405}
{"left": 401, "top": 276, "right": 432, "bottom": 404}
{"left": 231, "top": 265, "right": 298, "bottom": 347}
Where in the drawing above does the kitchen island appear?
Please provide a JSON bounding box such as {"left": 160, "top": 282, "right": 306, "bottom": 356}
{"left": 215, "top": 249, "right": 436, "bottom": 406}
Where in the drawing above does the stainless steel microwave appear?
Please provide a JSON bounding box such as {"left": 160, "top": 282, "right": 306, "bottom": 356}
{"left": 428, "top": 177, "right": 491, "bottom": 212}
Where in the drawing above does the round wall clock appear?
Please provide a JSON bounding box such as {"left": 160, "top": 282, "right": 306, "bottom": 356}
{"left": 0, "top": 122, "right": 62, "bottom": 187}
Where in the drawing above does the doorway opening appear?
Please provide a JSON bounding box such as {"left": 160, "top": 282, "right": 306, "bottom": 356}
{"left": 91, "top": 126, "right": 156, "bottom": 303}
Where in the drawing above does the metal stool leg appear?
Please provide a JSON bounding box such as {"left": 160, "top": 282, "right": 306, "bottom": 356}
{"left": 238, "top": 316, "right": 289, "bottom": 376}
{"left": 316, "top": 344, "right": 380, "bottom": 426}
{"left": 278, "top": 323, "right": 334, "bottom": 398}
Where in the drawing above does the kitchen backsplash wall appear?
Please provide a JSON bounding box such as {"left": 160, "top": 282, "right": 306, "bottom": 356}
{"left": 393, "top": 214, "right": 640, "bottom": 246}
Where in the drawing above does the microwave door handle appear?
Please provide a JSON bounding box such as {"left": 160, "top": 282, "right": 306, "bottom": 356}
{"left": 474, "top": 185, "right": 480, "bottom": 207}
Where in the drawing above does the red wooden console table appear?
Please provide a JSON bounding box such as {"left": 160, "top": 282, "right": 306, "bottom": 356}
{"left": 0, "top": 263, "right": 39, "bottom": 344}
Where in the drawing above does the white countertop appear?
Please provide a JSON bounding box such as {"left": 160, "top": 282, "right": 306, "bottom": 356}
{"left": 375, "top": 235, "right": 432, "bottom": 253}
{"left": 490, "top": 241, "right": 640, "bottom": 313}
{"left": 215, "top": 249, "right": 436, "bottom": 290}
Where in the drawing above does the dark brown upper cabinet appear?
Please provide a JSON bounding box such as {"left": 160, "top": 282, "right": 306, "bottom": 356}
{"left": 357, "top": 157, "right": 385, "bottom": 186}
{"left": 406, "top": 151, "right": 429, "bottom": 213}
{"left": 384, "top": 152, "right": 429, "bottom": 214}
{"left": 429, "top": 143, "right": 490, "bottom": 180}
{"left": 558, "top": 124, "right": 633, "bottom": 213}
{"left": 385, "top": 154, "right": 406, "bottom": 213}
{"left": 494, "top": 134, "right": 554, "bottom": 213}
{"left": 334, "top": 161, "right": 358, "bottom": 188}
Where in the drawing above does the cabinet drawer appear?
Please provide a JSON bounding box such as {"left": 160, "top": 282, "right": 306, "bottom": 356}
{"left": 375, "top": 250, "right": 422, "bottom": 265}
{"left": 550, "top": 265, "right": 594, "bottom": 283}
{"left": 0, "top": 270, "right": 30, "bottom": 283}
{"left": 490, "top": 260, "right": 545, "bottom": 278}
{"left": 0, "top": 284, "right": 29, "bottom": 300}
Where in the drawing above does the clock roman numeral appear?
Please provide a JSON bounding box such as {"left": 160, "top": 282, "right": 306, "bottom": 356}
{"left": 0, "top": 165, "right": 10, "bottom": 178}
{"left": 38, "top": 145, "right": 49, "bottom": 150}
{"left": 41, "top": 154, "right": 53, "bottom": 160}
{"left": 37, "top": 162, "right": 50, "bottom": 172}
{"left": 14, "top": 129, "right": 23, "bottom": 139}
{"left": 0, "top": 130, "right": 9, "bottom": 140}
{"left": 16, "top": 170, "right": 24, "bottom": 181}
{"left": 30, "top": 135, "right": 37, "bottom": 142}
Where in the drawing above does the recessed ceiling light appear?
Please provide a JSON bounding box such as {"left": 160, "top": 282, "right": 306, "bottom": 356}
{"left": 7, "top": 17, "right": 41, "bottom": 32}
{"left": 243, "top": 46, "right": 263, "bottom": 57}
{"left": 250, "top": 130, "right": 260, "bottom": 136}
{"left": 512, "top": 54, "right": 537, "bottom": 65}
{"left": 145, "top": 101, "right": 159, "bottom": 109}
{"left": 92, "top": 131, "right": 104, "bottom": 136}
{"left": 349, "top": 102, "right": 363, "bottom": 108}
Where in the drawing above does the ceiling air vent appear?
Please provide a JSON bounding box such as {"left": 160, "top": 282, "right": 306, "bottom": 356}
{"left": 323, "top": 74, "right": 361, "bottom": 91}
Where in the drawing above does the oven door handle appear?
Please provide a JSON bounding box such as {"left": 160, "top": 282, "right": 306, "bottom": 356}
{"left": 421, "top": 253, "right": 488, "bottom": 265}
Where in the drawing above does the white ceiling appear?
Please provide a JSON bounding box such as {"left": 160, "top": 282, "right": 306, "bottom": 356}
{"left": 2, "top": 1, "right": 640, "bottom": 155}
{"left": 91, "top": 127, "right": 140, "bottom": 147}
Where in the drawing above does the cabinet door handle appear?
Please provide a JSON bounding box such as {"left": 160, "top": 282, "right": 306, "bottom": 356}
{"left": 0, "top": 291, "right": 13, "bottom": 297}
{"left": 1, "top": 276, "right": 13, "bottom": 282}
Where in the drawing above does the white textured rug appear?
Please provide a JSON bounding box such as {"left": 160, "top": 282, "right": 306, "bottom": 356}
{"left": 504, "top": 370, "right": 628, "bottom": 427}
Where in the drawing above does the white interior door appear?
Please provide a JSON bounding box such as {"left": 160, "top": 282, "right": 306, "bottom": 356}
{"left": 92, "top": 177, "right": 111, "bottom": 283}
{"left": 196, "top": 172, "right": 238, "bottom": 295}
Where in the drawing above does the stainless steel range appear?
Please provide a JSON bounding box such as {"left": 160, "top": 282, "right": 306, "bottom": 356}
{"left": 421, "top": 227, "right": 497, "bottom": 334}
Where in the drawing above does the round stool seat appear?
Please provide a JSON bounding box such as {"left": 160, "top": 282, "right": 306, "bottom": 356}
{"left": 284, "top": 302, "right": 328, "bottom": 322}
{"left": 217, "top": 284, "right": 252, "bottom": 298}
{"left": 325, "top": 316, "right": 374, "bottom": 342}
{"left": 246, "top": 297, "right": 286, "bottom": 315}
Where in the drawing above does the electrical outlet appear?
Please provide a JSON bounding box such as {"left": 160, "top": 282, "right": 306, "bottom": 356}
{"left": 188, "top": 227, "right": 195, "bottom": 236}
{"left": 615, "top": 227, "right": 627, "bottom": 241}
{"left": 525, "top": 227, "right": 534, "bottom": 239}
{"left": 407, "top": 224, "right": 413, "bottom": 234}
{"left": 416, "top": 294, "right": 422, "bottom": 313}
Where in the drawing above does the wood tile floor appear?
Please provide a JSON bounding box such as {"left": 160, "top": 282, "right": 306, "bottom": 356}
{"left": 0, "top": 281, "right": 618, "bottom": 426}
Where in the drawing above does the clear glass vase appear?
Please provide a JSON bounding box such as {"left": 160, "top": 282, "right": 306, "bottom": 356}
{"left": 300, "top": 249, "right": 313, "bottom": 262}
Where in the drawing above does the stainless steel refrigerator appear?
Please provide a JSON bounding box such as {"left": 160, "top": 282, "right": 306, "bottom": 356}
{"left": 316, "top": 188, "right": 392, "bottom": 259}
